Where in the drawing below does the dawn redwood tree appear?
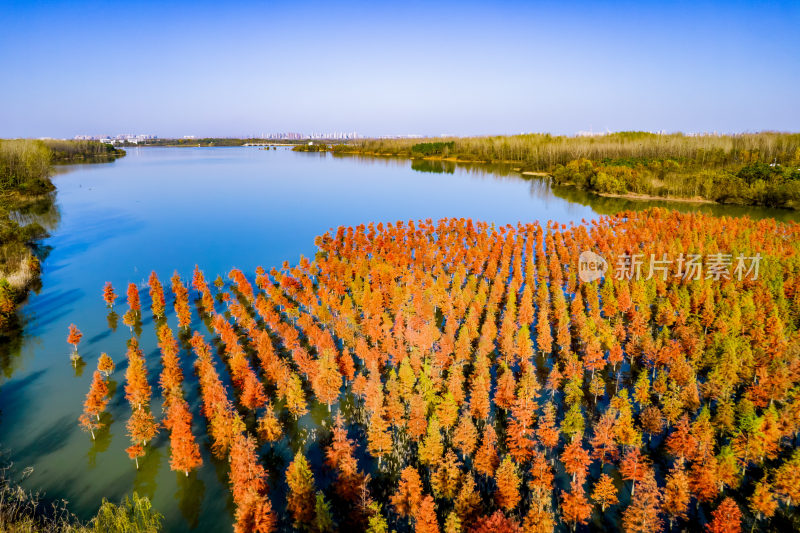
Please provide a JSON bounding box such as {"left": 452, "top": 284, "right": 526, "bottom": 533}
{"left": 392, "top": 466, "right": 423, "bottom": 518}
{"left": 229, "top": 433, "right": 276, "bottom": 533}
{"left": 79, "top": 370, "right": 109, "bottom": 440}
{"left": 467, "top": 510, "right": 522, "bottom": 533}
{"left": 560, "top": 439, "right": 592, "bottom": 484}
{"left": 127, "top": 406, "right": 158, "bottom": 448}
{"left": 431, "top": 450, "right": 463, "bottom": 501}
{"left": 414, "top": 495, "right": 440, "bottom": 533}
{"left": 536, "top": 402, "right": 560, "bottom": 455}
{"left": 662, "top": 464, "right": 690, "bottom": 528}
{"left": 474, "top": 424, "right": 500, "bottom": 477}
{"left": 666, "top": 415, "right": 696, "bottom": 465}
{"left": 127, "top": 282, "right": 140, "bottom": 313}
{"left": 560, "top": 480, "right": 592, "bottom": 531}
{"left": 286, "top": 451, "right": 316, "bottom": 527}
{"left": 97, "top": 352, "right": 115, "bottom": 377}
{"left": 313, "top": 491, "right": 335, "bottom": 533}
{"left": 590, "top": 410, "right": 618, "bottom": 465}
{"left": 453, "top": 412, "right": 478, "bottom": 458}
{"left": 495, "top": 456, "right": 521, "bottom": 511}
{"left": 166, "top": 398, "right": 202, "bottom": 476}
{"left": 67, "top": 323, "right": 82, "bottom": 353}
{"left": 240, "top": 372, "right": 267, "bottom": 412}
{"left": 256, "top": 402, "right": 282, "bottom": 443}
{"left": 366, "top": 406, "right": 392, "bottom": 465}
{"left": 103, "top": 282, "right": 117, "bottom": 308}
{"left": 591, "top": 473, "right": 618, "bottom": 512}
{"left": 772, "top": 450, "right": 800, "bottom": 506}
{"left": 619, "top": 447, "right": 649, "bottom": 498}
{"left": 706, "top": 497, "right": 741, "bottom": 533}
{"left": 454, "top": 473, "right": 481, "bottom": 525}
{"left": 523, "top": 500, "right": 555, "bottom": 533}
{"left": 689, "top": 452, "right": 719, "bottom": 503}
{"left": 313, "top": 352, "right": 342, "bottom": 411}
{"left": 621, "top": 471, "right": 662, "bottom": 533}
{"left": 148, "top": 271, "right": 166, "bottom": 319}
{"left": 749, "top": 480, "right": 777, "bottom": 523}
{"left": 285, "top": 373, "right": 308, "bottom": 419}
{"left": 171, "top": 272, "right": 192, "bottom": 329}
{"left": 124, "top": 338, "right": 151, "bottom": 410}
{"left": 326, "top": 414, "right": 365, "bottom": 502}
{"left": 419, "top": 416, "right": 444, "bottom": 467}
{"left": 126, "top": 444, "right": 145, "bottom": 470}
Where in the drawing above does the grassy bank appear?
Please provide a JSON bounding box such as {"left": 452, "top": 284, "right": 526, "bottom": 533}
{"left": 297, "top": 131, "right": 800, "bottom": 208}
{"left": 0, "top": 139, "right": 124, "bottom": 335}
{"left": 0, "top": 465, "right": 161, "bottom": 532}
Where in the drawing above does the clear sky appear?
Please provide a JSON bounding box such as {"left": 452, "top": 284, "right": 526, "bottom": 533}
{"left": 1, "top": 0, "right": 798, "bottom": 138}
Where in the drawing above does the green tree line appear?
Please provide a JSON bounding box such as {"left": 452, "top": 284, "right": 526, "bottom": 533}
{"left": 329, "top": 131, "right": 800, "bottom": 168}
{"left": 315, "top": 132, "right": 800, "bottom": 208}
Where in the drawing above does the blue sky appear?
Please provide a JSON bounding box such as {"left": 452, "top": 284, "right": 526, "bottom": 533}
{"left": 1, "top": 0, "right": 798, "bottom": 138}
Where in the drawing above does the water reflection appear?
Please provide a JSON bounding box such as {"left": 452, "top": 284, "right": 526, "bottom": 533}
{"left": 175, "top": 470, "right": 205, "bottom": 529}
{"left": 393, "top": 154, "right": 800, "bottom": 221}
{"left": 8, "top": 192, "right": 61, "bottom": 232}
{"left": 106, "top": 311, "right": 118, "bottom": 332}
{"left": 411, "top": 159, "right": 455, "bottom": 174}
{"left": 133, "top": 446, "right": 161, "bottom": 501}
{"left": 546, "top": 182, "right": 800, "bottom": 221}
{"left": 87, "top": 412, "right": 114, "bottom": 468}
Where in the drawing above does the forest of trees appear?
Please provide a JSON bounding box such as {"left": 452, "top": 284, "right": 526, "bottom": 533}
{"left": 549, "top": 159, "right": 800, "bottom": 208}
{"left": 295, "top": 132, "right": 800, "bottom": 208}
{"left": 42, "top": 139, "right": 125, "bottom": 163}
{"left": 79, "top": 208, "right": 800, "bottom": 532}
{"left": 0, "top": 139, "right": 54, "bottom": 194}
{"left": 328, "top": 132, "right": 800, "bottom": 169}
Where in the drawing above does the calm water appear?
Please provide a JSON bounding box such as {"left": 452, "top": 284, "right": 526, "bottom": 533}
{"left": 0, "top": 147, "right": 796, "bottom": 531}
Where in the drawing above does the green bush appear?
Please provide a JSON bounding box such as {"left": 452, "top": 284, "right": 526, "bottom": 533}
{"left": 90, "top": 492, "right": 163, "bottom": 533}
{"left": 410, "top": 141, "right": 455, "bottom": 156}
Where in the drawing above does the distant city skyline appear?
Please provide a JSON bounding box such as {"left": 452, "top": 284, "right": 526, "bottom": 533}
{"left": 1, "top": 1, "right": 798, "bottom": 138}
{"left": 70, "top": 131, "right": 361, "bottom": 143}
{"left": 59, "top": 126, "right": 749, "bottom": 144}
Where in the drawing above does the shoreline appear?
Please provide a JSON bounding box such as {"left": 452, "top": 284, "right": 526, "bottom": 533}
{"left": 596, "top": 191, "right": 715, "bottom": 204}
{"left": 323, "top": 150, "right": 797, "bottom": 210}
{"left": 326, "top": 150, "right": 730, "bottom": 206}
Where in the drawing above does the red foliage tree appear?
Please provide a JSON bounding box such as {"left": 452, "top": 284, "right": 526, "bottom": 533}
{"left": 706, "top": 497, "right": 741, "bottom": 533}
{"left": 103, "top": 281, "right": 117, "bottom": 308}
{"left": 67, "top": 323, "right": 82, "bottom": 352}
{"left": 592, "top": 473, "right": 618, "bottom": 512}
{"left": 392, "top": 466, "right": 423, "bottom": 518}
{"left": 166, "top": 398, "right": 202, "bottom": 476}
{"left": 127, "top": 282, "right": 140, "bottom": 313}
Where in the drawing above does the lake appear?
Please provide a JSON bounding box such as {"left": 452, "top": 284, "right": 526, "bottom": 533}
{"left": 0, "top": 146, "right": 796, "bottom": 531}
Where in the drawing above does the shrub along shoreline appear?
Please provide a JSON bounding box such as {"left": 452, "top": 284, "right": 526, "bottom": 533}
{"left": 295, "top": 132, "right": 800, "bottom": 209}
{"left": 0, "top": 139, "right": 125, "bottom": 336}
